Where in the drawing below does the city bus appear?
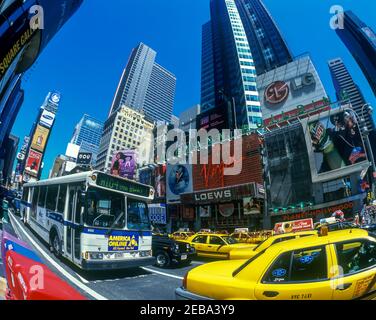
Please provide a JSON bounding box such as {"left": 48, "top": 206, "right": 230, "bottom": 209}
{"left": 20, "top": 171, "right": 156, "bottom": 270}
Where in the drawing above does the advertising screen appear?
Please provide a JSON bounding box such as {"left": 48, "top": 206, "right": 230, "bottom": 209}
{"left": 25, "top": 149, "right": 43, "bottom": 177}
{"left": 31, "top": 125, "right": 50, "bottom": 153}
{"left": 257, "top": 56, "right": 328, "bottom": 126}
{"left": 76, "top": 152, "right": 92, "bottom": 166}
{"left": 110, "top": 150, "right": 137, "bottom": 180}
{"left": 166, "top": 164, "right": 193, "bottom": 203}
{"left": 39, "top": 109, "right": 56, "bottom": 128}
{"left": 305, "top": 109, "right": 368, "bottom": 181}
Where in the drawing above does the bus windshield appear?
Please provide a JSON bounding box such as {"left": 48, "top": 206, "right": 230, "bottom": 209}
{"left": 127, "top": 199, "right": 150, "bottom": 231}
{"left": 85, "top": 188, "right": 126, "bottom": 229}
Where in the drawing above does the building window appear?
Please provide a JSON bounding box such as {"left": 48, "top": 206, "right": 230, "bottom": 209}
{"left": 323, "top": 177, "right": 352, "bottom": 203}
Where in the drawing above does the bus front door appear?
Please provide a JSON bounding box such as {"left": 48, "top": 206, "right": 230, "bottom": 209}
{"left": 66, "top": 186, "right": 83, "bottom": 265}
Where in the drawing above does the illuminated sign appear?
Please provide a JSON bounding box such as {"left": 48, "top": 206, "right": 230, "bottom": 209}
{"left": 0, "top": 28, "right": 36, "bottom": 78}
{"left": 39, "top": 110, "right": 56, "bottom": 128}
{"left": 95, "top": 173, "right": 151, "bottom": 198}
{"left": 31, "top": 125, "right": 50, "bottom": 153}
{"left": 24, "top": 150, "right": 43, "bottom": 177}
{"left": 257, "top": 56, "right": 327, "bottom": 123}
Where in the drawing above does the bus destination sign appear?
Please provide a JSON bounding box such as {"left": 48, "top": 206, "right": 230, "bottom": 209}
{"left": 95, "top": 173, "right": 151, "bottom": 198}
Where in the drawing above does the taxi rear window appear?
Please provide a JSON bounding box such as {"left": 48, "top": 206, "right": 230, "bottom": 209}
{"left": 262, "top": 246, "right": 328, "bottom": 284}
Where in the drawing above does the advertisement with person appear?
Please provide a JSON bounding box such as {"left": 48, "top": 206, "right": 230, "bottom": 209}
{"left": 31, "top": 125, "right": 50, "bottom": 153}
{"left": 167, "top": 164, "right": 193, "bottom": 203}
{"left": 199, "top": 205, "right": 211, "bottom": 218}
{"left": 154, "top": 164, "right": 166, "bottom": 199}
{"left": 110, "top": 150, "right": 137, "bottom": 180}
{"left": 243, "top": 197, "right": 261, "bottom": 215}
{"left": 305, "top": 108, "right": 369, "bottom": 181}
{"left": 24, "top": 149, "right": 43, "bottom": 177}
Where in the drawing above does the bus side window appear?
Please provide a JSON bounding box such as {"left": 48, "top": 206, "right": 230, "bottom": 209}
{"left": 68, "top": 187, "right": 75, "bottom": 221}
{"left": 46, "top": 185, "right": 58, "bottom": 211}
{"left": 38, "top": 186, "right": 47, "bottom": 208}
{"left": 75, "top": 190, "right": 83, "bottom": 225}
{"left": 31, "top": 187, "right": 39, "bottom": 219}
{"left": 57, "top": 185, "right": 67, "bottom": 213}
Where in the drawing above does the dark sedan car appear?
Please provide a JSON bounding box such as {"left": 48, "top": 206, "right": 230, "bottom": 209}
{"left": 152, "top": 235, "right": 196, "bottom": 268}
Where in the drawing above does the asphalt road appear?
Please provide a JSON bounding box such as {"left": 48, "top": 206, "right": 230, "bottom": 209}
{"left": 6, "top": 211, "right": 211, "bottom": 300}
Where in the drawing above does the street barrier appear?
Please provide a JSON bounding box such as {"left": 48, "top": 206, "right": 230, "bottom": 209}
{"left": 1, "top": 228, "right": 86, "bottom": 300}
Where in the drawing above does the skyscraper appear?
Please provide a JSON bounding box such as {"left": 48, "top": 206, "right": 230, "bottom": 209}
{"left": 70, "top": 114, "right": 104, "bottom": 165}
{"left": 236, "top": 0, "right": 293, "bottom": 75}
{"left": 201, "top": 0, "right": 262, "bottom": 130}
{"left": 328, "top": 58, "right": 374, "bottom": 131}
{"left": 108, "top": 43, "right": 176, "bottom": 124}
{"left": 336, "top": 11, "right": 376, "bottom": 96}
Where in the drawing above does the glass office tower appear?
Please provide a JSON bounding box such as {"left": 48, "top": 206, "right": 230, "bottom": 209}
{"left": 108, "top": 43, "right": 176, "bottom": 124}
{"left": 336, "top": 11, "right": 376, "bottom": 96}
{"left": 236, "top": 0, "right": 293, "bottom": 75}
{"left": 70, "top": 114, "right": 104, "bottom": 165}
{"left": 201, "top": 0, "right": 262, "bottom": 130}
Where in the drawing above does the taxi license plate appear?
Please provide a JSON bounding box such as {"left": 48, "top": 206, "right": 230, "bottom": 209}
{"left": 181, "top": 254, "right": 187, "bottom": 260}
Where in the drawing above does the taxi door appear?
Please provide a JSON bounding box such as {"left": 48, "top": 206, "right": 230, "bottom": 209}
{"left": 206, "top": 235, "right": 228, "bottom": 258}
{"left": 190, "top": 235, "right": 208, "bottom": 256}
{"left": 329, "top": 239, "right": 376, "bottom": 300}
{"left": 254, "top": 245, "right": 334, "bottom": 300}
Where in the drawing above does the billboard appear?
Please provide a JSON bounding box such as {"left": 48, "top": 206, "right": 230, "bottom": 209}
{"left": 24, "top": 150, "right": 43, "bottom": 177}
{"left": 199, "top": 205, "right": 211, "bottom": 218}
{"left": 243, "top": 197, "right": 261, "bottom": 215}
{"left": 149, "top": 204, "right": 167, "bottom": 225}
{"left": 167, "top": 164, "right": 193, "bottom": 203}
{"left": 196, "top": 106, "right": 228, "bottom": 131}
{"left": 274, "top": 219, "right": 314, "bottom": 235}
{"left": 303, "top": 108, "right": 370, "bottom": 182}
{"left": 110, "top": 150, "right": 137, "bottom": 180}
{"left": 43, "top": 92, "right": 61, "bottom": 112}
{"left": 257, "top": 55, "right": 328, "bottom": 126}
{"left": 31, "top": 125, "right": 50, "bottom": 153}
{"left": 139, "top": 165, "right": 166, "bottom": 199}
{"left": 39, "top": 109, "right": 56, "bottom": 128}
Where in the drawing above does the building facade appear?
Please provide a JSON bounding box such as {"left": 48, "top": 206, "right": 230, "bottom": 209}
{"left": 108, "top": 43, "right": 176, "bottom": 124}
{"left": 96, "top": 106, "right": 154, "bottom": 173}
{"left": 179, "top": 105, "right": 201, "bottom": 132}
{"left": 328, "top": 58, "right": 374, "bottom": 132}
{"left": 236, "top": 0, "right": 293, "bottom": 75}
{"left": 264, "top": 106, "right": 370, "bottom": 228}
{"left": 70, "top": 114, "right": 104, "bottom": 165}
{"left": 336, "top": 11, "right": 376, "bottom": 96}
{"left": 201, "top": 0, "right": 262, "bottom": 130}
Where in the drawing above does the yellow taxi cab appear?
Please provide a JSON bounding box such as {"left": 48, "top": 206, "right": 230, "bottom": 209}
{"left": 176, "top": 228, "right": 376, "bottom": 300}
{"left": 170, "top": 231, "right": 196, "bottom": 241}
{"left": 231, "top": 230, "right": 274, "bottom": 244}
{"left": 182, "top": 233, "right": 257, "bottom": 259}
{"left": 229, "top": 230, "right": 317, "bottom": 260}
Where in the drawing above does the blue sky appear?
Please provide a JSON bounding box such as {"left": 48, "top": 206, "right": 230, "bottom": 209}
{"left": 11, "top": 0, "right": 376, "bottom": 178}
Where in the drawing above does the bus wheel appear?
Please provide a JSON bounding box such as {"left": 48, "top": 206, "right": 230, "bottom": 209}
{"left": 155, "top": 251, "right": 170, "bottom": 268}
{"left": 50, "top": 231, "right": 61, "bottom": 258}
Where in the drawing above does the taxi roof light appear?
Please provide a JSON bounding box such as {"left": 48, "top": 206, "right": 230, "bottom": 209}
{"left": 320, "top": 226, "right": 329, "bottom": 237}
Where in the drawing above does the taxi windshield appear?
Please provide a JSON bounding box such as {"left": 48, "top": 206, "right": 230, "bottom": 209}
{"left": 222, "top": 236, "right": 238, "bottom": 244}
{"left": 127, "top": 199, "right": 151, "bottom": 231}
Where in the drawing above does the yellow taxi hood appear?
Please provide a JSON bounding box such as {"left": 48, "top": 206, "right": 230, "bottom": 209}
{"left": 186, "top": 260, "right": 248, "bottom": 299}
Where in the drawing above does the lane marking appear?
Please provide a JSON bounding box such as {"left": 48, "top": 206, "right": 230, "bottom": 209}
{"left": 74, "top": 271, "right": 89, "bottom": 284}
{"left": 191, "top": 261, "right": 205, "bottom": 265}
{"left": 141, "top": 267, "right": 183, "bottom": 280}
{"left": 9, "top": 212, "right": 108, "bottom": 300}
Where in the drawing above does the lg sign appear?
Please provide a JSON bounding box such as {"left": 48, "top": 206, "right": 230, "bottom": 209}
{"left": 264, "top": 73, "right": 316, "bottom": 106}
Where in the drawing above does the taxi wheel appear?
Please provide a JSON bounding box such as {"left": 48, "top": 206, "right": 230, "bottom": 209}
{"left": 155, "top": 251, "right": 170, "bottom": 268}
